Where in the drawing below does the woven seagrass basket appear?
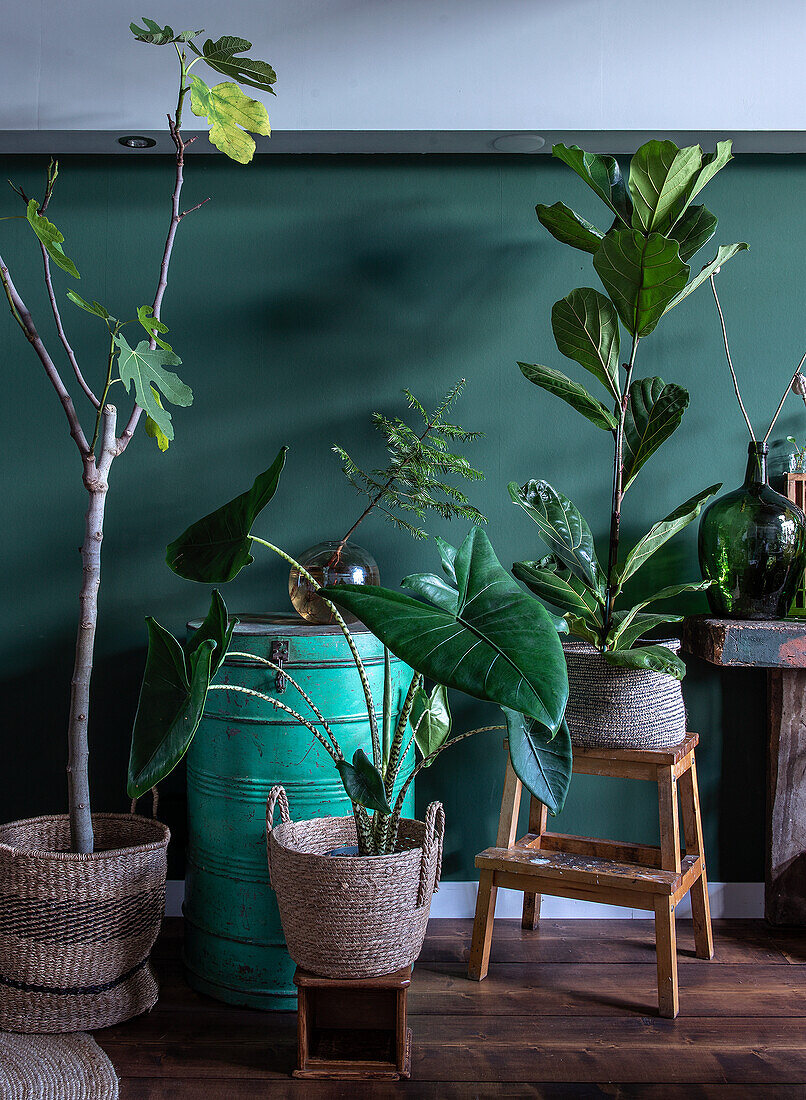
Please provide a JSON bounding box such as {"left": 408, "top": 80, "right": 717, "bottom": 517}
{"left": 265, "top": 786, "right": 444, "bottom": 979}
{"left": 563, "top": 638, "right": 687, "bottom": 750}
{"left": 0, "top": 813, "right": 169, "bottom": 1033}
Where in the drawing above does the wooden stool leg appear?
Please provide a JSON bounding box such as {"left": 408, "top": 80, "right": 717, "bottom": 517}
{"left": 469, "top": 755, "right": 522, "bottom": 981}
{"left": 522, "top": 797, "right": 548, "bottom": 930}
{"left": 657, "top": 764, "right": 682, "bottom": 873}
{"left": 468, "top": 870, "right": 498, "bottom": 981}
{"left": 654, "top": 896, "right": 679, "bottom": 1019}
{"left": 680, "top": 758, "right": 714, "bottom": 960}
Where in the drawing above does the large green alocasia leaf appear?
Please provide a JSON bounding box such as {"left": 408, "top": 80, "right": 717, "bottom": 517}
{"left": 622, "top": 378, "right": 689, "bottom": 489}
{"left": 128, "top": 591, "right": 236, "bottom": 798}
{"left": 628, "top": 140, "right": 702, "bottom": 234}
{"left": 593, "top": 228, "right": 690, "bottom": 338}
{"left": 191, "top": 35, "right": 277, "bottom": 93}
{"left": 604, "top": 644, "right": 686, "bottom": 680}
{"left": 536, "top": 202, "right": 603, "bottom": 254}
{"left": 512, "top": 557, "right": 602, "bottom": 623}
{"left": 190, "top": 75, "right": 270, "bottom": 163}
{"left": 113, "top": 333, "right": 192, "bottom": 442}
{"left": 336, "top": 749, "right": 391, "bottom": 814}
{"left": 618, "top": 484, "right": 721, "bottom": 585}
{"left": 551, "top": 288, "right": 621, "bottom": 400}
{"left": 167, "top": 447, "right": 288, "bottom": 582}
{"left": 669, "top": 205, "right": 717, "bottom": 263}
{"left": 434, "top": 535, "right": 458, "bottom": 583}
{"left": 517, "top": 363, "right": 617, "bottom": 431}
{"left": 663, "top": 243, "right": 748, "bottom": 315}
{"left": 399, "top": 571, "right": 459, "bottom": 613}
{"left": 552, "top": 145, "right": 632, "bottom": 224}
{"left": 508, "top": 480, "right": 603, "bottom": 594}
{"left": 503, "top": 710, "right": 572, "bottom": 816}
{"left": 26, "top": 200, "right": 80, "bottom": 279}
{"left": 411, "top": 684, "right": 452, "bottom": 765}
{"left": 323, "top": 527, "right": 569, "bottom": 737}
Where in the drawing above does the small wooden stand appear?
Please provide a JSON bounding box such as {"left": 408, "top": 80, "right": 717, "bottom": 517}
{"left": 469, "top": 735, "right": 713, "bottom": 1019}
{"left": 293, "top": 966, "right": 412, "bottom": 1080}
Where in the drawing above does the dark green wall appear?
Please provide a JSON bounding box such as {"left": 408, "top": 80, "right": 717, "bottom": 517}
{"left": 1, "top": 153, "right": 800, "bottom": 881}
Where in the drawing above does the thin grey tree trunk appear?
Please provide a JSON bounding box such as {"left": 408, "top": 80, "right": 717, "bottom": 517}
{"left": 68, "top": 407, "right": 116, "bottom": 854}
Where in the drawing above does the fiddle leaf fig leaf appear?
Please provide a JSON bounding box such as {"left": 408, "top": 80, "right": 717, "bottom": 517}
{"left": 411, "top": 684, "right": 452, "bottom": 765}
{"left": 518, "top": 363, "right": 617, "bottom": 431}
{"left": 130, "top": 19, "right": 202, "bottom": 45}
{"left": 512, "top": 558, "right": 603, "bottom": 622}
{"left": 628, "top": 140, "right": 702, "bottom": 235}
{"left": 622, "top": 378, "right": 689, "bottom": 489}
{"left": 669, "top": 205, "right": 718, "bottom": 263}
{"left": 618, "top": 484, "right": 721, "bottom": 584}
{"left": 144, "top": 388, "right": 170, "bottom": 451}
{"left": 552, "top": 144, "right": 632, "bottom": 224}
{"left": 503, "top": 709, "right": 572, "bottom": 816}
{"left": 323, "top": 527, "right": 569, "bottom": 736}
{"left": 663, "top": 243, "right": 749, "bottom": 315}
{"left": 603, "top": 644, "right": 686, "bottom": 680}
{"left": 551, "top": 288, "right": 621, "bottom": 400}
{"left": 607, "top": 611, "right": 684, "bottom": 653}
{"left": 191, "top": 35, "right": 277, "bottom": 93}
{"left": 593, "top": 228, "right": 689, "bottom": 338}
{"left": 189, "top": 75, "right": 270, "bottom": 164}
{"left": 336, "top": 749, "right": 392, "bottom": 814}
{"left": 113, "top": 334, "right": 191, "bottom": 442}
{"left": 508, "top": 480, "right": 603, "bottom": 595}
{"left": 66, "top": 290, "right": 112, "bottom": 320}
{"left": 137, "top": 304, "right": 174, "bottom": 354}
{"left": 167, "top": 446, "right": 288, "bottom": 582}
{"left": 536, "top": 201, "right": 603, "bottom": 254}
{"left": 26, "top": 200, "right": 80, "bottom": 279}
{"left": 681, "top": 140, "right": 734, "bottom": 214}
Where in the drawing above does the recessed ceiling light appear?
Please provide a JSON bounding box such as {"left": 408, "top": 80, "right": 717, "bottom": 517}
{"left": 118, "top": 135, "right": 157, "bottom": 149}
{"left": 491, "top": 134, "right": 546, "bottom": 153}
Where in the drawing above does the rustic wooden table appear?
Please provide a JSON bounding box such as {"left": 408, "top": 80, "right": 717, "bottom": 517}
{"left": 682, "top": 616, "right": 806, "bottom": 926}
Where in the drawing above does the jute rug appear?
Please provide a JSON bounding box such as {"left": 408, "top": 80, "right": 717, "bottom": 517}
{"left": 0, "top": 1032, "right": 118, "bottom": 1099}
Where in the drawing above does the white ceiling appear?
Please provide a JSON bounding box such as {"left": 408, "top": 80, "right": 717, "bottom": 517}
{"left": 5, "top": 0, "right": 806, "bottom": 132}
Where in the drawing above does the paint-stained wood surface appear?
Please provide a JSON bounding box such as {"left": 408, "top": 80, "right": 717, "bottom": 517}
{"left": 96, "top": 918, "right": 806, "bottom": 1097}
{"left": 682, "top": 616, "right": 806, "bottom": 926}
{"left": 683, "top": 615, "right": 806, "bottom": 668}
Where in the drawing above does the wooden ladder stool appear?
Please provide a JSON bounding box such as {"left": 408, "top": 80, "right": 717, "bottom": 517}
{"left": 468, "top": 733, "right": 714, "bottom": 1018}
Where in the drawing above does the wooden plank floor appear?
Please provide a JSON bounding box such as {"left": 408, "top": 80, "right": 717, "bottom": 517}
{"left": 95, "top": 917, "right": 806, "bottom": 1098}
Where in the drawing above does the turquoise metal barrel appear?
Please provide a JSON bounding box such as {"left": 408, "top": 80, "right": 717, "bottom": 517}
{"left": 182, "top": 614, "right": 415, "bottom": 1010}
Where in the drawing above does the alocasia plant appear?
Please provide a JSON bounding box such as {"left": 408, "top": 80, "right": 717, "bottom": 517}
{"left": 0, "top": 18, "right": 275, "bottom": 853}
{"left": 129, "top": 447, "right": 573, "bottom": 854}
{"left": 511, "top": 139, "right": 749, "bottom": 679}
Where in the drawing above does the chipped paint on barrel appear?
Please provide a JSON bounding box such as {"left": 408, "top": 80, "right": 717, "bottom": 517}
{"left": 182, "top": 613, "right": 415, "bottom": 1010}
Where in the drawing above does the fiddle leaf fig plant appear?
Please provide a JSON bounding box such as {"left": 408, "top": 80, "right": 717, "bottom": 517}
{"left": 516, "top": 139, "right": 749, "bottom": 679}
{"left": 0, "top": 17, "right": 275, "bottom": 854}
{"left": 129, "top": 447, "right": 572, "bottom": 856}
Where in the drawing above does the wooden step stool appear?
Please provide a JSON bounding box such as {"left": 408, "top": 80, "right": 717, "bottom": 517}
{"left": 468, "top": 733, "right": 714, "bottom": 1018}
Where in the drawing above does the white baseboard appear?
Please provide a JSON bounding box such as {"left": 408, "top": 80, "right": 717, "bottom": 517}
{"left": 165, "top": 879, "right": 764, "bottom": 920}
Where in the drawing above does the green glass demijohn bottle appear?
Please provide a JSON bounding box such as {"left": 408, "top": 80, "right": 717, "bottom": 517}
{"left": 698, "top": 441, "right": 806, "bottom": 619}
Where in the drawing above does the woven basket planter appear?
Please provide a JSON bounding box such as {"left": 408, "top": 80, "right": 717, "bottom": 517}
{"left": 0, "top": 813, "right": 169, "bottom": 1033}
{"left": 563, "top": 639, "right": 687, "bottom": 750}
{"left": 265, "top": 786, "right": 444, "bottom": 979}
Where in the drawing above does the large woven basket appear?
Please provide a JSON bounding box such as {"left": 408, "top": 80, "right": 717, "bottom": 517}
{"left": 265, "top": 786, "right": 444, "bottom": 979}
{"left": 563, "top": 639, "right": 687, "bottom": 750}
{"left": 0, "top": 813, "right": 169, "bottom": 1033}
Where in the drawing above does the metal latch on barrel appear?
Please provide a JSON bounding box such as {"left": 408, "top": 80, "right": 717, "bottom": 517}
{"left": 270, "top": 639, "right": 289, "bottom": 693}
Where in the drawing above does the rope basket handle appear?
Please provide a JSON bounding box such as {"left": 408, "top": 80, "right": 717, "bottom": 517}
{"left": 417, "top": 801, "right": 445, "bottom": 906}
{"left": 265, "top": 786, "right": 291, "bottom": 886}
{"left": 129, "top": 786, "right": 160, "bottom": 819}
